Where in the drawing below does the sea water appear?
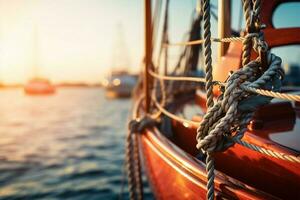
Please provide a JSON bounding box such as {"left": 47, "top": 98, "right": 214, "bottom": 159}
{"left": 0, "top": 88, "right": 152, "bottom": 200}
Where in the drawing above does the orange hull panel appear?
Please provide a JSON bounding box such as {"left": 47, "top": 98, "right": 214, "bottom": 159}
{"left": 140, "top": 129, "right": 277, "bottom": 199}
{"left": 24, "top": 81, "right": 56, "bottom": 95}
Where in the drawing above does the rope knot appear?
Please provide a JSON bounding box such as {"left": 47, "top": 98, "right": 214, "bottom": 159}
{"left": 128, "top": 116, "right": 156, "bottom": 133}
{"left": 253, "top": 34, "right": 268, "bottom": 53}
{"left": 196, "top": 53, "right": 284, "bottom": 153}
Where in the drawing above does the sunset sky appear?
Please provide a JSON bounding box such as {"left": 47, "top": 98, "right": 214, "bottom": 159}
{"left": 0, "top": 0, "right": 298, "bottom": 84}
{"left": 0, "top": 0, "right": 146, "bottom": 84}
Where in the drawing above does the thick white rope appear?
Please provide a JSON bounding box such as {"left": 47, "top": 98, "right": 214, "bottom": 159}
{"left": 148, "top": 69, "right": 207, "bottom": 83}
{"left": 242, "top": 85, "right": 300, "bottom": 102}
{"left": 166, "top": 36, "right": 244, "bottom": 46}
{"left": 149, "top": 69, "right": 300, "bottom": 102}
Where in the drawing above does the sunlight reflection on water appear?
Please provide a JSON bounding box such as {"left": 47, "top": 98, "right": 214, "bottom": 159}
{"left": 0, "top": 88, "right": 152, "bottom": 200}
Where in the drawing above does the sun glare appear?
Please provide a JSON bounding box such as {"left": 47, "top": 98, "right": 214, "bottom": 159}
{"left": 0, "top": 0, "right": 142, "bottom": 85}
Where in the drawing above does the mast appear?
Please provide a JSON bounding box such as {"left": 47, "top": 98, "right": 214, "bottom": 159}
{"left": 218, "top": 0, "right": 231, "bottom": 60}
{"left": 32, "top": 25, "right": 39, "bottom": 79}
{"left": 111, "top": 23, "right": 130, "bottom": 72}
{"left": 144, "top": 0, "right": 152, "bottom": 113}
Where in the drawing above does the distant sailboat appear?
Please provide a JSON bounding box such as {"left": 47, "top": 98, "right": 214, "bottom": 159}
{"left": 102, "top": 70, "right": 138, "bottom": 98}
{"left": 24, "top": 27, "right": 55, "bottom": 95}
{"left": 102, "top": 24, "right": 137, "bottom": 98}
{"left": 24, "top": 78, "right": 55, "bottom": 95}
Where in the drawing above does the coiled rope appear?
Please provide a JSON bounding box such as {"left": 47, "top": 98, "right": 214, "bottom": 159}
{"left": 126, "top": 96, "right": 157, "bottom": 200}
{"left": 166, "top": 36, "right": 244, "bottom": 46}
{"left": 126, "top": 97, "right": 144, "bottom": 200}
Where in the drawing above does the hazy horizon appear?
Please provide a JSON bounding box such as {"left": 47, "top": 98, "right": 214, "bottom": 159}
{"left": 0, "top": 0, "right": 144, "bottom": 84}
{"left": 0, "top": 0, "right": 298, "bottom": 84}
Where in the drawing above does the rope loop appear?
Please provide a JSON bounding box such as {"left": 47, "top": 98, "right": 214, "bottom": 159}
{"left": 196, "top": 53, "right": 284, "bottom": 153}
{"left": 128, "top": 116, "right": 156, "bottom": 133}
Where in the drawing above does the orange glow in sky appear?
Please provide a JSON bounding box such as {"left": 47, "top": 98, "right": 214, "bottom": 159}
{"left": 0, "top": 0, "right": 143, "bottom": 84}
{"left": 0, "top": 0, "right": 299, "bottom": 84}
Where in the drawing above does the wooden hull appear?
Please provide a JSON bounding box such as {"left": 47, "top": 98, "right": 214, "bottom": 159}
{"left": 140, "top": 128, "right": 278, "bottom": 199}
{"left": 136, "top": 1, "right": 300, "bottom": 198}
{"left": 24, "top": 85, "right": 56, "bottom": 95}
{"left": 137, "top": 91, "right": 300, "bottom": 199}
{"left": 171, "top": 120, "right": 300, "bottom": 199}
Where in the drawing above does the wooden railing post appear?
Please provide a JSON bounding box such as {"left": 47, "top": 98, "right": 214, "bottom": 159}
{"left": 144, "top": 0, "right": 152, "bottom": 113}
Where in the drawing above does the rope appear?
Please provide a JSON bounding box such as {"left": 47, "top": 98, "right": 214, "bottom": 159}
{"left": 202, "top": 0, "right": 213, "bottom": 110}
{"left": 152, "top": 96, "right": 200, "bottom": 127}
{"left": 133, "top": 133, "right": 143, "bottom": 200}
{"left": 201, "top": 0, "right": 215, "bottom": 199}
{"left": 242, "top": 0, "right": 252, "bottom": 66}
{"left": 241, "top": 85, "right": 300, "bottom": 102}
{"left": 156, "top": 0, "right": 169, "bottom": 74}
{"left": 149, "top": 68, "right": 300, "bottom": 102}
{"left": 196, "top": 53, "right": 283, "bottom": 150}
{"left": 126, "top": 128, "right": 138, "bottom": 200}
{"left": 234, "top": 139, "right": 300, "bottom": 164}
{"left": 150, "top": 78, "right": 166, "bottom": 120}
{"left": 148, "top": 69, "right": 206, "bottom": 83}
{"left": 166, "top": 36, "right": 244, "bottom": 47}
{"left": 138, "top": 0, "right": 300, "bottom": 200}
{"left": 126, "top": 96, "right": 156, "bottom": 200}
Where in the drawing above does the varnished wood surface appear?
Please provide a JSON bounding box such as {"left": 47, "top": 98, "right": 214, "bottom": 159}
{"left": 173, "top": 90, "right": 300, "bottom": 199}
{"left": 137, "top": 0, "right": 300, "bottom": 199}
{"left": 139, "top": 128, "right": 277, "bottom": 199}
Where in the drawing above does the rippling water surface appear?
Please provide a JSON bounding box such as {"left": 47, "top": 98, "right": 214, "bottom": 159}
{"left": 0, "top": 88, "right": 151, "bottom": 200}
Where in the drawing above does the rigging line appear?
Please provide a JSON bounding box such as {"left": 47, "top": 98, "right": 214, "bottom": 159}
{"left": 166, "top": 36, "right": 244, "bottom": 47}
{"left": 163, "top": 0, "right": 169, "bottom": 75}
{"left": 151, "top": 96, "right": 200, "bottom": 127}
{"left": 150, "top": 70, "right": 167, "bottom": 120}
{"left": 201, "top": 0, "right": 215, "bottom": 199}
{"left": 149, "top": 69, "right": 206, "bottom": 83}
{"left": 210, "top": 4, "right": 217, "bottom": 10}
{"left": 149, "top": 68, "right": 300, "bottom": 102}
{"left": 152, "top": 0, "right": 163, "bottom": 45}
{"left": 172, "top": 8, "right": 202, "bottom": 75}
{"left": 210, "top": 9, "right": 218, "bottom": 21}
{"left": 156, "top": 0, "right": 169, "bottom": 72}
{"left": 238, "top": 1, "right": 243, "bottom": 31}
{"left": 152, "top": 0, "right": 163, "bottom": 62}
{"left": 148, "top": 69, "right": 224, "bottom": 86}
{"left": 234, "top": 139, "right": 300, "bottom": 163}
{"left": 241, "top": 85, "right": 300, "bottom": 102}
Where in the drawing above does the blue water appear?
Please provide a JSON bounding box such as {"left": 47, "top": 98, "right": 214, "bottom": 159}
{"left": 0, "top": 88, "right": 152, "bottom": 200}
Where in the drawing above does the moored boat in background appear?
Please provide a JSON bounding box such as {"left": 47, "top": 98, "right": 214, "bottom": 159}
{"left": 102, "top": 70, "right": 137, "bottom": 98}
{"left": 24, "top": 78, "right": 55, "bottom": 95}
{"left": 24, "top": 26, "right": 56, "bottom": 95}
